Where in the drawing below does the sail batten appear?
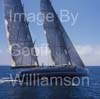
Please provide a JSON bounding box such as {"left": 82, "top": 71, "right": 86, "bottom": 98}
{"left": 3, "top": 0, "right": 39, "bottom": 67}
{"left": 41, "top": 0, "right": 84, "bottom": 68}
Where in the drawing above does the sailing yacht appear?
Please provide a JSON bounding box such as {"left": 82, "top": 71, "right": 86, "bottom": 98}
{"left": 3, "top": 0, "right": 88, "bottom": 78}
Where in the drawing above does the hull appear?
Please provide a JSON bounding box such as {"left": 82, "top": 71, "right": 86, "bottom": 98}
{"left": 18, "top": 66, "right": 89, "bottom": 81}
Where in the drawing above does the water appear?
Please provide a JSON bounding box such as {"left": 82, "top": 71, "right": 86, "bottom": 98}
{"left": 0, "top": 66, "right": 100, "bottom": 99}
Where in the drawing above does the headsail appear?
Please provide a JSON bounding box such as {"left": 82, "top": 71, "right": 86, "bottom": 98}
{"left": 3, "top": 0, "right": 39, "bottom": 67}
{"left": 40, "top": 0, "right": 84, "bottom": 68}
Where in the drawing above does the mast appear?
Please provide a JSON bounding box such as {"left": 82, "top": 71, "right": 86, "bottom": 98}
{"left": 40, "top": 0, "right": 85, "bottom": 68}
{"left": 3, "top": 0, "right": 39, "bottom": 68}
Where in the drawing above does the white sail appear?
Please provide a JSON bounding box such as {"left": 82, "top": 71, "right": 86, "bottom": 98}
{"left": 40, "top": 0, "right": 84, "bottom": 67}
{"left": 3, "top": 0, "right": 39, "bottom": 67}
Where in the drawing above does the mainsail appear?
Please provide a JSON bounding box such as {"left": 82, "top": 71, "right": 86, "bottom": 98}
{"left": 3, "top": 0, "right": 39, "bottom": 67}
{"left": 40, "top": 0, "right": 84, "bottom": 67}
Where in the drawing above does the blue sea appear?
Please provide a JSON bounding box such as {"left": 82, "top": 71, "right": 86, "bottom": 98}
{"left": 0, "top": 66, "right": 100, "bottom": 99}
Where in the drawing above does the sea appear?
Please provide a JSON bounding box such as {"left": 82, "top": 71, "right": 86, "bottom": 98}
{"left": 0, "top": 66, "right": 100, "bottom": 99}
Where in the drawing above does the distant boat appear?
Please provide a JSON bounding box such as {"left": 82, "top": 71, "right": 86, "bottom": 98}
{"left": 3, "top": 0, "right": 88, "bottom": 79}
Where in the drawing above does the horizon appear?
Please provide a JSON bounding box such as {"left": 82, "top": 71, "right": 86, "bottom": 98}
{"left": 0, "top": 0, "right": 100, "bottom": 66}
{"left": 0, "top": 65, "right": 100, "bottom": 67}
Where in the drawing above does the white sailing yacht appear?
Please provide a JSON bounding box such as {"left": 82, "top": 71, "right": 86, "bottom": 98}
{"left": 3, "top": 0, "right": 88, "bottom": 78}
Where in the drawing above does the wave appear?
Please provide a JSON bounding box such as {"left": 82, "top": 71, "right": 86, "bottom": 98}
{"left": 0, "top": 77, "right": 17, "bottom": 84}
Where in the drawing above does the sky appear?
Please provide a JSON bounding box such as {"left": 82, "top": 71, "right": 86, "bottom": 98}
{"left": 0, "top": 0, "right": 100, "bottom": 66}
